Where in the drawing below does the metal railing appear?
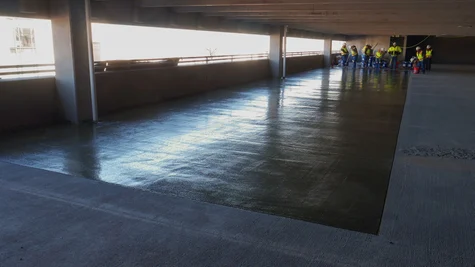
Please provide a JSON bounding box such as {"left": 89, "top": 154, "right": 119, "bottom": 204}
{"left": 285, "top": 51, "right": 323, "bottom": 58}
{"left": 0, "top": 64, "right": 55, "bottom": 79}
{"left": 0, "top": 53, "right": 270, "bottom": 79}
{"left": 0, "top": 51, "right": 324, "bottom": 79}
{"left": 178, "top": 53, "right": 269, "bottom": 66}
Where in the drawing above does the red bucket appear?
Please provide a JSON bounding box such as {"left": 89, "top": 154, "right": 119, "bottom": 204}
{"left": 413, "top": 66, "right": 420, "bottom": 74}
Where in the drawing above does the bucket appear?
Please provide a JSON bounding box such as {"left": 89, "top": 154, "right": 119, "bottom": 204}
{"left": 413, "top": 66, "right": 420, "bottom": 74}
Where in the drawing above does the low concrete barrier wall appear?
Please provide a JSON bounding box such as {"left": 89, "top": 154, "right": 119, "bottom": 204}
{"left": 95, "top": 59, "right": 271, "bottom": 115}
{"left": 0, "top": 57, "right": 329, "bottom": 132}
{"left": 286, "top": 55, "right": 324, "bottom": 74}
{"left": 0, "top": 77, "right": 60, "bottom": 133}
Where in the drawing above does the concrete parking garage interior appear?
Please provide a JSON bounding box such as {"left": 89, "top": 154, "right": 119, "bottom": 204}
{"left": 1, "top": 1, "right": 475, "bottom": 266}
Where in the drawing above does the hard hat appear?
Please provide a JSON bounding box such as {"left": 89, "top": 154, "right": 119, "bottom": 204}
{"left": 380, "top": 48, "right": 385, "bottom": 51}
{"left": 416, "top": 46, "right": 421, "bottom": 50}
{"left": 393, "top": 42, "right": 397, "bottom": 45}
{"left": 427, "top": 45, "right": 431, "bottom": 49}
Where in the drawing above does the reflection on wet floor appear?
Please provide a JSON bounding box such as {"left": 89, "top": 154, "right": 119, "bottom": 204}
{"left": 0, "top": 69, "right": 408, "bottom": 234}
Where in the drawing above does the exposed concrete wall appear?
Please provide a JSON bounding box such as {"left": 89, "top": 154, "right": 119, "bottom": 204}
{"left": 0, "top": 77, "right": 61, "bottom": 132}
{"left": 405, "top": 36, "right": 475, "bottom": 65}
{"left": 95, "top": 60, "right": 271, "bottom": 114}
{"left": 286, "top": 55, "right": 324, "bottom": 74}
{"left": 367, "top": 36, "right": 392, "bottom": 51}
{"left": 346, "top": 36, "right": 393, "bottom": 62}
{"left": 346, "top": 36, "right": 391, "bottom": 51}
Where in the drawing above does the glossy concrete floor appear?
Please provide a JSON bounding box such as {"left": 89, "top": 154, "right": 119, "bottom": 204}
{"left": 0, "top": 69, "right": 408, "bottom": 234}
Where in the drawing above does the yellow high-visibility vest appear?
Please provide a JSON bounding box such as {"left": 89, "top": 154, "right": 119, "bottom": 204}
{"left": 416, "top": 51, "right": 425, "bottom": 61}
{"left": 351, "top": 49, "right": 358, "bottom": 56}
{"left": 341, "top": 47, "right": 349, "bottom": 55}
{"left": 364, "top": 47, "right": 372, "bottom": 56}
{"left": 375, "top": 51, "right": 384, "bottom": 59}
{"left": 388, "top": 46, "right": 402, "bottom": 56}
{"left": 426, "top": 49, "right": 433, "bottom": 58}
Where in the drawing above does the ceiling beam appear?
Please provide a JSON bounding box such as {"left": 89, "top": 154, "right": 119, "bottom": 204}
{"left": 202, "top": 10, "right": 474, "bottom": 15}
{"left": 173, "top": 3, "right": 473, "bottom": 13}
{"left": 235, "top": 19, "right": 471, "bottom": 25}
{"left": 203, "top": 13, "right": 475, "bottom": 22}
{"left": 140, "top": 0, "right": 469, "bottom": 7}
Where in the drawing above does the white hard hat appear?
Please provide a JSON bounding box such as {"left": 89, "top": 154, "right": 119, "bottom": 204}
{"left": 380, "top": 48, "right": 385, "bottom": 51}
{"left": 416, "top": 46, "right": 421, "bottom": 50}
{"left": 427, "top": 45, "right": 431, "bottom": 49}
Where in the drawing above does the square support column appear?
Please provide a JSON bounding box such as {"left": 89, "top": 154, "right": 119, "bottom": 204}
{"left": 269, "top": 26, "right": 286, "bottom": 79}
{"left": 324, "top": 38, "right": 333, "bottom": 68}
{"left": 50, "top": 0, "right": 97, "bottom": 124}
{"left": 402, "top": 36, "right": 408, "bottom": 61}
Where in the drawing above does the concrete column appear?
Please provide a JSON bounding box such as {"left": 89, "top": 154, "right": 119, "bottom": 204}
{"left": 269, "top": 26, "right": 285, "bottom": 79}
{"left": 324, "top": 38, "right": 333, "bottom": 68}
{"left": 282, "top": 25, "right": 288, "bottom": 79}
{"left": 50, "top": 0, "right": 97, "bottom": 124}
{"left": 402, "top": 36, "right": 408, "bottom": 61}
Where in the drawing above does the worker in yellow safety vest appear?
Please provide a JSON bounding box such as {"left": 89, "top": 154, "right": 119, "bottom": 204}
{"left": 415, "top": 46, "right": 425, "bottom": 74}
{"left": 362, "top": 44, "right": 372, "bottom": 68}
{"left": 350, "top": 45, "right": 359, "bottom": 69}
{"left": 340, "top": 43, "right": 349, "bottom": 66}
{"left": 375, "top": 48, "right": 386, "bottom": 69}
{"left": 425, "top": 45, "right": 433, "bottom": 71}
{"left": 388, "top": 42, "right": 403, "bottom": 70}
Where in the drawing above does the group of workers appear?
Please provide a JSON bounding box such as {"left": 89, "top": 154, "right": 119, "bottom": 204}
{"left": 340, "top": 42, "right": 433, "bottom": 72}
{"left": 414, "top": 45, "right": 433, "bottom": 73}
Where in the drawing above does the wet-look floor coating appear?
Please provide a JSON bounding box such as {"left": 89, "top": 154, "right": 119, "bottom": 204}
{"left": 0, "top": 69, "right": 408, "bottom": 234}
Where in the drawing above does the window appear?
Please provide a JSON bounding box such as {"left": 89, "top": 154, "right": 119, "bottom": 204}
{"left": 91, "top": 23, "right": 269, "bottom": 60}
{"left": 93, "top": 42, "right": 101, "bottom": 61}
{"left": 11, "top": 27, "right": 36, "bottom": 53}
{"left": 1, "top": 16, "right": 54, "bottom": 79}
{"left": 286, "top": 37, "right": 324, "bottom": 53}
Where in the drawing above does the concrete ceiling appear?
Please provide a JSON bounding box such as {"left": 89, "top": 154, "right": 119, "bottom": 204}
{"left": 139, "top": 0, "right": 475, "bottom": 36}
